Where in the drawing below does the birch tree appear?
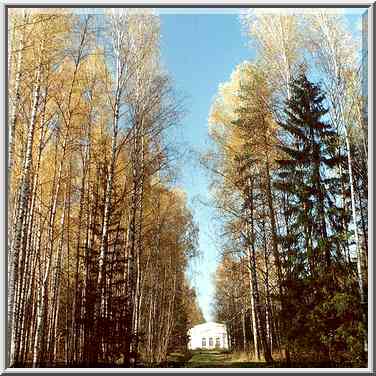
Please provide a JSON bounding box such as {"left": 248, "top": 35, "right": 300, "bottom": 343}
{"left": 303, "top": 10, "right": 367, "bottom": 322}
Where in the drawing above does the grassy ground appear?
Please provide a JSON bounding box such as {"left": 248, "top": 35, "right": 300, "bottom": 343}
{"left": 165, "top": 349, "right": 349, "bottom": 368}
{"left": 166, "top": 349, "right": 270, "bottom": 368}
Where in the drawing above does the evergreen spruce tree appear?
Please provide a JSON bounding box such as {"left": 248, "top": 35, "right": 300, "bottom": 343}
{"left": 275, "top": 71, "right": 344, "bottom": 277}
{"left": 274, "top": 71, "right": 364, "bottom": 364}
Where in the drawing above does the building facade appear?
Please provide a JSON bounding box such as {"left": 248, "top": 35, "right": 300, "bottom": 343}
{"left": 187, "top": 322, "right": 229, "bottom": 350}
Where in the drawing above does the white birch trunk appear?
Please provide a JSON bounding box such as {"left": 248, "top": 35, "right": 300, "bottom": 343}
{"left": 9, "top": 10, "right": 27, "bottom": 174}
{"left": 9, "top": 45, "right": 43, "bottom": 366}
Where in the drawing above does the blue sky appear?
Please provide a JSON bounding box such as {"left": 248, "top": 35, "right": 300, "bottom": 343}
{"left": 158, "top": 8, "right": 367, "bottom": 322}
{"left": 160, "top": 12, "right": 252, "bottom": 321}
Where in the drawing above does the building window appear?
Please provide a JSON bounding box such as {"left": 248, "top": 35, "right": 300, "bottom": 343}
{"left": 202, "top": 338, "right": 206, "bottom": 348}
{"left": 209, "top": 337, "right": 213, "bottom": 347}
{"left": 215, "top": 337, "right": 220, "bottom": 348}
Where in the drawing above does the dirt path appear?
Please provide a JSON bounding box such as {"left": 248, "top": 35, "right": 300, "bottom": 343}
{"left": 167, "top": 350, "right": 270, "bottom": 368}
{"left": 188, "top": 350, "right": 233, "bottom": 367}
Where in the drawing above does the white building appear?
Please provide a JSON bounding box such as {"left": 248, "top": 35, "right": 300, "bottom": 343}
{"left": 187, "top": 322, "right": 229, "bottom": 350}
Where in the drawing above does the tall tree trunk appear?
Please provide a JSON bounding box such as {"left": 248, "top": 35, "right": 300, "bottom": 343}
{"left": 248, "top": 177, "right": 272, "bottom": 362}
{"left": 8, "top": 10, "right": 27, "bottom": 175}
{"left": 32, "top": 192, "right": 67, "bottom": 367}
{"left": 9, "top": 45, "right": 43, "bottom": 366}
{"left": 241, "top": 304, "right": 247, "bottom": 353}
{"left": 48, "top": 190, "right": 67, "bottom": 364}
{"left": 344, "top": 131, "right": 365, "bottom": 305}
{"left": 96, "top": 88, "right": 120, "bottom": 361}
